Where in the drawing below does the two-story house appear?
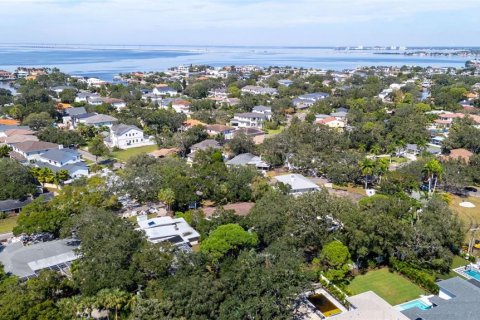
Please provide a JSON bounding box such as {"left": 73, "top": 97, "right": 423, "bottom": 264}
{"left": 152, "top": 86, "right": 177, "bottom": 97}
{"left": 230, "top": 112, "right": 267, "bottom": 128}
{"left": 106, "top": 124, "right": 154, "bottom": 149}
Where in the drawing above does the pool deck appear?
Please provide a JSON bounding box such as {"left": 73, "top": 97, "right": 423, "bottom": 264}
{"left": 453, "top": 265, "right": 480, "bottom": 280}
{"left": 394, "top": 296, "right": 433, "bottom": 311}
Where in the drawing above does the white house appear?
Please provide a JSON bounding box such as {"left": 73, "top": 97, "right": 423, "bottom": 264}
{"left": 252, "top": 105, "right": 273, "bottom": 120}
{"left": 102, "top": 98, "right": 127, "bottom": 110}
{"left": 241, "top": 85, "right": 278, "bottom": 95}
{"left": 37, "top": 148, "right": 82, "bottom": 167}
{"left": 75, "top": 113, "right": 118, "bottom": 128}
{"left": 230, "top": 112, "right": 267, "bottom": 128}
{"left": 106, "top": 124, "right": 154, "bottom": 149}
{"left": 10, "top": 141, "right": 62, "bottom": 162}
{"left": 137, "top": 216, "right": 200, "bottom": 247}
{"left": 274, "top": 174, "right": 320, "bottom": 196}
{"left": 152, "top": 86, "right": 177, "bottom": 97}
{"left": 171, "top": 99, "right": 191, "bottom": 114}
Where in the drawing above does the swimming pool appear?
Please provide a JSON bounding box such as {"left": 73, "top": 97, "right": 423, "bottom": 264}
{"left": 397, "top": 299, "right": 432, "bottom": 311}
{"left": 465, "top": 269, "right": 480, "bottom": 281}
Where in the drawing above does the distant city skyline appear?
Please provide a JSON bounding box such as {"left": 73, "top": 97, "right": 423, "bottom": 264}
{"left": 1, "top": 0, "right": 479, "bottom": 46}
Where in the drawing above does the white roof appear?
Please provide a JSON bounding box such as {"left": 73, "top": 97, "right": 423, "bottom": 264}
{"left": 137, "top": 217, "right": 200, "bottom": 245}
{"left": 274, "top": 174, "right": 320, "bottom": 192}
{"left": 334, "top": 291, "right": 409, "bottom": 320}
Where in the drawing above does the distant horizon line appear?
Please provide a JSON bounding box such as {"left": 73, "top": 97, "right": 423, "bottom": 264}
{"left": 1, "top": 42, "right": 480, "bottom": 50}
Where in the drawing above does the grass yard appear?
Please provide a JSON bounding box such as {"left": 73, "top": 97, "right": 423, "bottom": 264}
{"left": 348, "top": 268, "right": 425, "bottom": 305}
{"left": 436, "top": 255, "right": 470, "bottom": 280}
{"left": 0, "top": 216, "right": 18, "bottom": 234}
{"left": 112, "top": 145, "right": 158, "bottom": 162}
{"left": 266, "top": 126, "right": 285, "bottom": 135}
{"left": 449, "top": 194, "right": 480, "bottom": 231}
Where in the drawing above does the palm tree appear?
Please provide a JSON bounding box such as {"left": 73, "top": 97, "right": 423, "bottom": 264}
{"left": 54, "top": 169, "right": 70, "bottom": 185}
{"left": 158, "top": 188, "right": 175, "bottom": 212}
{"left": 370, "top": 144, "right": 381, "bottom": 155}
{"left": 360, "top": 158, "right": 376, "bottom": 189}
{"left": 422, "top": 159, "right": 443, "bottom": 195}
{"left": 97, "top": 289, "right": 129, "bottom": 320}
{"left": 376, "top": 158, "right": 389, "bottom": 183}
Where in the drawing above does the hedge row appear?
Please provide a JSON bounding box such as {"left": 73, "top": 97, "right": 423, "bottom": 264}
{"left": 390, "top": 258, "right": 439, "bottom": 294}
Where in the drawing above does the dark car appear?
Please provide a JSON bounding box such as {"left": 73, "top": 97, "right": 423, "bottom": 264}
{"left": 465, "top": 186, "right": 478, "bottom": 193}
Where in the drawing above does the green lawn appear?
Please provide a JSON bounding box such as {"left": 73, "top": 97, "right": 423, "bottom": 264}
{"left": 266, "top": 126, "right": 285, "bottom": 134}
{"left": 348, "top": 268, "right": 425, "bottom": 305}
{"left": 436, "top": 255, "right": 470, "bottom": 280}
{"left": 0, "top": 216, "right": 18, "bottom": 234}
{"left": 112, "top": 145, "right": 158, "bottom": 162}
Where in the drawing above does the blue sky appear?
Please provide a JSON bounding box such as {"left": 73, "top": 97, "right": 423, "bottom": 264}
{"left": 1, "top": 0, "right": 479, "bottom": 46}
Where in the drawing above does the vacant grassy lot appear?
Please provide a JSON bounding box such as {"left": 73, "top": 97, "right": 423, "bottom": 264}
{"left": 0, "top": 216, "right": 18, "bottom": 234}
{"left": 449, "top": 194, "right": 480, "bottom": 231}
{"left": 112, "top": 145, "right": 158, "bottom": 162}
{"left": 348, "top": 268, "right": 425, "bottom": 305}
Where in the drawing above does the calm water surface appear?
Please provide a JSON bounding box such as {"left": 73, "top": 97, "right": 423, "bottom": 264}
{"left": 0, "top": 44, "right": 469, "bottom": 80}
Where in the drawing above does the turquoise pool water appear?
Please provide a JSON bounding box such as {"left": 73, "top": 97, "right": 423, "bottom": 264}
{"left": 465, "top": 269, "right": 480, "bottom": 281}
{"left": 397, "top": 299, "right": 432, "bottom": 311}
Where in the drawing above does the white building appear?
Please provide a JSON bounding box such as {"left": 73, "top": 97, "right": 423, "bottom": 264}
{"left": 230, "top": 112, "right": 267, "bottom": 128}
{"left": 241, "top": 85, "right": 278, "bottom": 95}
{"left": 106, "top": 124, "right": 154, "bottom": 149}
{"left": 152, "top": 86, "right": 177, "bottom": 97}
{"left": 274, "top": 174, "right": 320, "bottom": 195}
{"left": 137, "top": 216, "right": 200, "bottom": 247}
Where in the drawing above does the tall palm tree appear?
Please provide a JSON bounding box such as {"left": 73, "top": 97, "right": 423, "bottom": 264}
{"left": 422, "top": 159, "right": 443, "bottom": 195}
{"left": 376, "top": 158, "right": 389, "bottom": 183}
{"left": 360, "top": 158, "right": 376, "bottom": 189}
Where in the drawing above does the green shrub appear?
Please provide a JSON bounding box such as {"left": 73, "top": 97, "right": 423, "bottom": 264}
{"left": 390, "top": 258, "right": 439, "bottom": 294}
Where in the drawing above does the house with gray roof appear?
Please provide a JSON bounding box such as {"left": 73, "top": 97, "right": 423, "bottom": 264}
{"left": 0, "top": 198, "right": 32, "bottom": 214}
{"left": 0, "top": 239, "right": 80, "bottom": 280}
{"left": 152, "top": 86, "right": 177, "bottom": 96}
{"left": 402, "top": 277, "right": 480, "bottom": 320}
{"left": 187, "top": 139, "right": 221, "bottom": 163}
{"left": 76, "top": 113, "right": 118, "bottom": 128}
{"left": 241, "top": 85, "right": 278, "bottom": 95}
{"left": 293, "top": 92, "right": 330, "bottom": 109}
{"left": 274, "top": 173, "right": 321, "bottom": 195}
{"left": 226, "top": 153, "right": 270, "bottom": 172}
{"left": 33, "top": 161, "right": 89, "bottom": 178}
{"left": 37, "top": 148, "right": 82, "bottom": 167}
{"left": 252, "top": 105, "right": 273, "bottom": 120}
